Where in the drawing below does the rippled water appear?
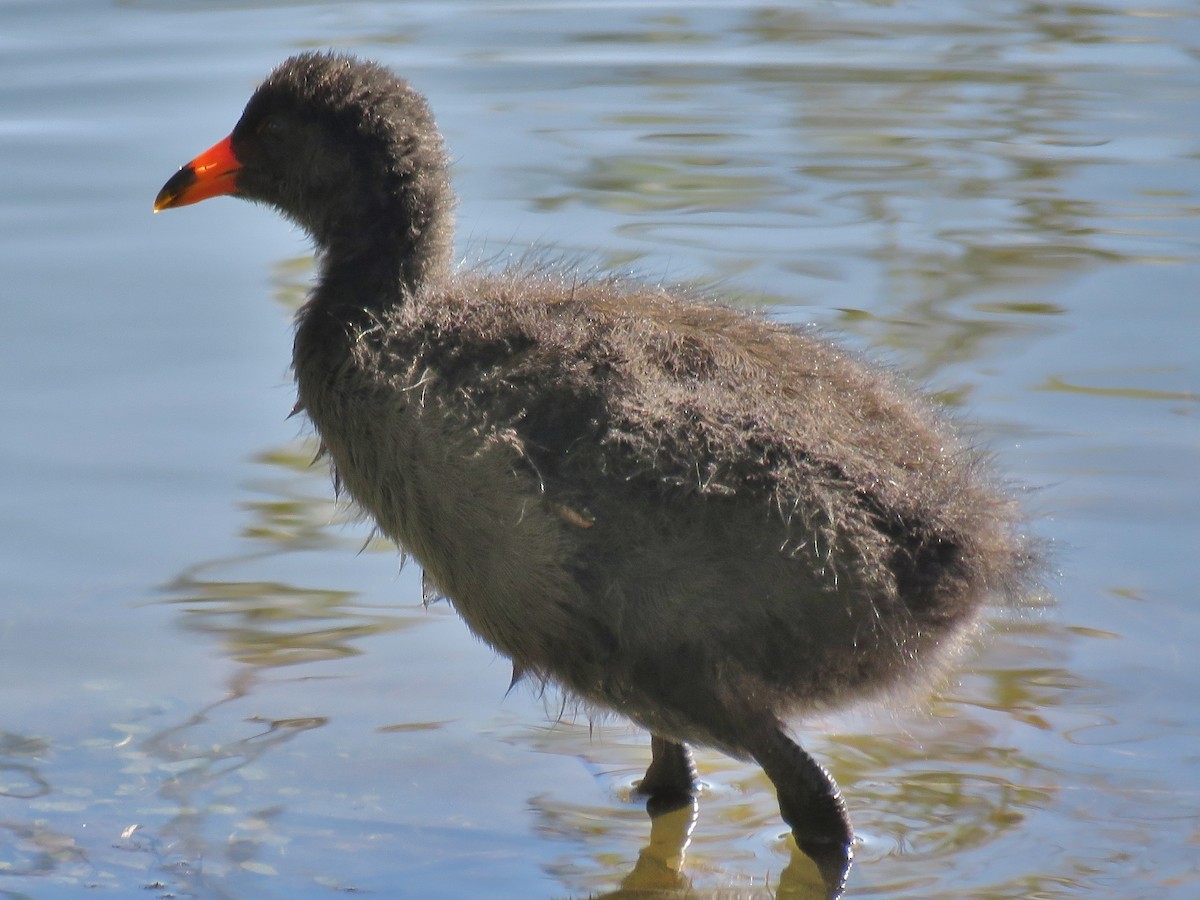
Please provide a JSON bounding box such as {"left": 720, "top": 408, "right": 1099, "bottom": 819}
{"left": 2, "top": 1, "right": 1197, "bottom": 897}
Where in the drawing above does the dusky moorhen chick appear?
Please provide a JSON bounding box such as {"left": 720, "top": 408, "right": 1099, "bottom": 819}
{"left": 155, "top": 51, "right": 1032, "bottom": 897}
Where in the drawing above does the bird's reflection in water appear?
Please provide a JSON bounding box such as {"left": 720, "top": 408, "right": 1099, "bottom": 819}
{"left": 594, "top": 797, "right": 840, "bottom": 899}
{"left": 614, "top": 801, "right": 697, "bottom": 896}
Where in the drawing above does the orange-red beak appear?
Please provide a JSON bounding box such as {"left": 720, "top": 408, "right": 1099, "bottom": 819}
{"left": 153, "top": 134, "right": 241, "bottom": 212}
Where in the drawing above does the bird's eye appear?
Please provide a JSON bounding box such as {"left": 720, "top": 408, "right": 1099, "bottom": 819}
{"left": 257, "top": 116, "right": 286, "bottom": 139}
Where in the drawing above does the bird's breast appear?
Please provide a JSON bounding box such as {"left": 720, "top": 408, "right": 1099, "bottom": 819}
{"left": 296, "top": 356, "right": 585, "bottom": 669}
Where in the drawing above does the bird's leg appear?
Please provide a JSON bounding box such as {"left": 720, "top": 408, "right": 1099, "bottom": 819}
{"left": 750, "top": 727, "right": 852, "bottom": 900}
{"left": 635, "top": 734, "right": 698, "bottom": 815}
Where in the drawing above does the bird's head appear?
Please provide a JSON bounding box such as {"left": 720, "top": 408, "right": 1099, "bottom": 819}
{"left": 155, "top": 51, "right": 454, "bottom": 268}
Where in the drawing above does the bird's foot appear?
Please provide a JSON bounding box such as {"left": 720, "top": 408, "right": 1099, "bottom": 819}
{"left": 752, "top": 727, "right": 853, "bottom": 899}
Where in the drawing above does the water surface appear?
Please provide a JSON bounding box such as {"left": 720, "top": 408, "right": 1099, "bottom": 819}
{"left": 1, "top": 1, "right": 1197, "bottom": 897}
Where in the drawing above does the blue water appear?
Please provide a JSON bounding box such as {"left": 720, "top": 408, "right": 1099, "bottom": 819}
{"left": 1, "top": 1, "right": 1197, "bottom": 897}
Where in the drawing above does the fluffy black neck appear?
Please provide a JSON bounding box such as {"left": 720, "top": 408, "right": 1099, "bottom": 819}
{"left": 294, "top": 160, "right": 456, "bottom": 358}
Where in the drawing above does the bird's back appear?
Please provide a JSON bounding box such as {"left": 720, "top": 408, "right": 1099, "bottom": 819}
{"left": 295, "top": 268, "right": 1027, "bottom": 750}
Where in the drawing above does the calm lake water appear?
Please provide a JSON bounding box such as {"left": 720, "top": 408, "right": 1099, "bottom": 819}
{"left": 2, "top": 1, "right": 1197, "bottom": 897}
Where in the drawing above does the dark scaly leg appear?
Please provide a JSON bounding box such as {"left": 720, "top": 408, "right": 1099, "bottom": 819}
{"left": 635, "top": 734, "right": 698, "bottom": 815}
{"left": 751, "top": 726, "right": 852, "bottom": 900}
